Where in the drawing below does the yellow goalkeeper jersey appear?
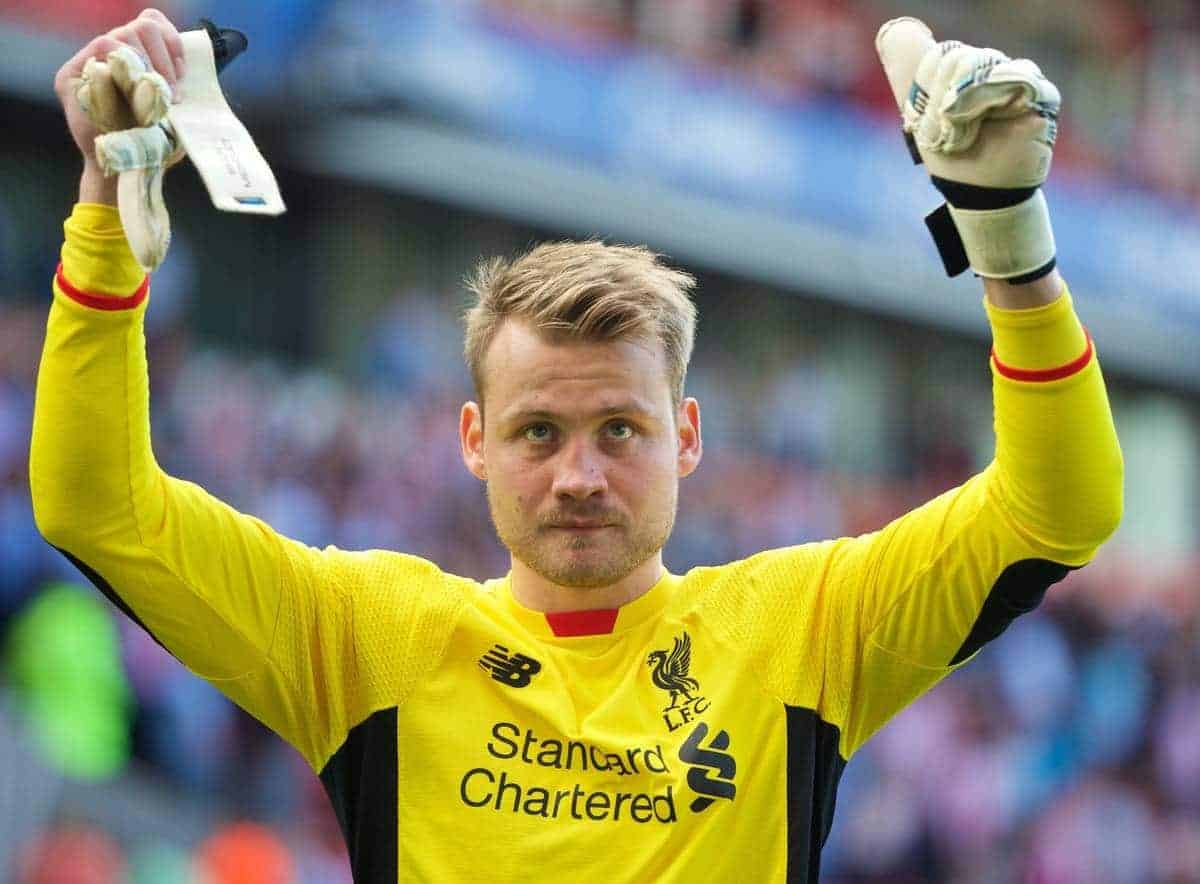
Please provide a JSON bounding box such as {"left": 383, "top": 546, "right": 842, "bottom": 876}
{"left": 30, "top": 205, "right": 1122, "bottom": 883}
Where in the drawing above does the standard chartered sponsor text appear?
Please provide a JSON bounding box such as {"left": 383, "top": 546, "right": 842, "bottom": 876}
{"left": 459, "top": 721, "right": 678, "bottom": 823}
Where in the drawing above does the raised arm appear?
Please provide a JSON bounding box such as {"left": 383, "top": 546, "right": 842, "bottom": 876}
{"left": 704, "top": 270, "right": 1122, "bottom": 763}
{"left": 828, "top": 28, "right": 1124, "bottom": 756}
{"left": 700, "top": 27, "right": 1123, "bottom": 765}
{"left": 29, "top": 11, "right": 466, "bottom": 772}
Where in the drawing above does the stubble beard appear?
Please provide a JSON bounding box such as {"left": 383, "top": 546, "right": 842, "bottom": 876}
{"left": 486, "top": 485, "right": 676, "bottom": 589}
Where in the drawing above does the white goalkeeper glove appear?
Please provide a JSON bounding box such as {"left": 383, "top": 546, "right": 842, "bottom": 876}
{"left": 72, "top": 21, "right": 282, "bottom": 272}
{"left": 73, "top": 44, "right": 181, "bottom": 271}
{"left": 877, "top": 19, "right": 1061, "bottom": 282}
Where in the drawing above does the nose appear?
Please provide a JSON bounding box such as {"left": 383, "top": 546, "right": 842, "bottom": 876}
{"left": 551, "top": 438, "right": 608, "bottom": 500}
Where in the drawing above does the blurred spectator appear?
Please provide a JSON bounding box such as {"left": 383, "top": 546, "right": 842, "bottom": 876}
{"left": 195, "top": 822, "right": 295, "bottom": 884}
{"left": 0, "top": 695, "right": 63, "bottom": 878}
{"left": 128, "top": 842, "right": 196, "bottom": 884}
{"left": 1154, "top": 683, "right": 1200, "bottom": 814}
{"left": 1022, "top": 777, "right": 1158, "bottom": 884}
{"left": 3, "top": 582, "right": 133, "bottom": 781}
{"left": 15, "top": 824, "right": 127, "bottom": 884}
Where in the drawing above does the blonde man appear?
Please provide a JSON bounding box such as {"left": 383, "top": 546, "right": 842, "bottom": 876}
{"left": 31, "top": 9, "right": 1122, "bottom": 883}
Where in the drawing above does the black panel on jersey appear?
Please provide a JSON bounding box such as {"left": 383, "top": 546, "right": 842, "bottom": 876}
{"left": 320, "top": 707, "right": 399, "bottom": 882}
{"left": 948, "top": 558, "right": 1076, "bottom": 666}
{"left": 53, "top": 545, "right": 172, "bottom": 655}
{"left": 784, "top": 706, "right": 847, "bottom": 883}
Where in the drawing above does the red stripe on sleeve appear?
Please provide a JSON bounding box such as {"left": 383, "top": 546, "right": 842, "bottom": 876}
{"left": 55, "top": 262, "right": 149, "bottom": 311}
{"left": 991, "top": 327, "right": 1094, "bottom": 382}
{"left": 545, "top": 608, "right": 620, "bottom": 637}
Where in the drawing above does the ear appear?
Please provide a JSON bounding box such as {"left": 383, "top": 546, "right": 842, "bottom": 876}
{"left": 460, "top": 401, "right": 487, "bottom": 481}
{"left": 677, "top": 397, "right": 702, "bottom": 478}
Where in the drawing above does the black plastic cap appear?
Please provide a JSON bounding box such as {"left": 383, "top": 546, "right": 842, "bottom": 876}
{"left": 198, "top": 18, "right": 249, "bottom": 73}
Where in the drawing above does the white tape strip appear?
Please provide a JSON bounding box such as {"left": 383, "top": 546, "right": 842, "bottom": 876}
{"left": 168, "top": 30, "right": 285, "bottom": 216}
{"left": 94, "top": 125, "right": 175, "bottom": 175}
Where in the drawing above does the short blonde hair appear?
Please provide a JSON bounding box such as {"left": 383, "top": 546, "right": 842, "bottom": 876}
{"left": 463, "top": 240, "right": 698, "bottom": 409}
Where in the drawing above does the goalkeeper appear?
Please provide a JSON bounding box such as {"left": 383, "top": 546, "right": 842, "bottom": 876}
{"left": 31, "top": 9, "right": 1122, "bottom": 883}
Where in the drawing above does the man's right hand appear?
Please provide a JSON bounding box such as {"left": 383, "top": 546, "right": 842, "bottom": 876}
{"left": 54, "top": 9, "right": 185, "bottom": 205}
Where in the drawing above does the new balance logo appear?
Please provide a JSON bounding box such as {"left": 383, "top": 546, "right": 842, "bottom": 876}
{"left": 679, "top": 722, "right": 736, "bottom": 813}
{"left": 479, "top": 645, "right": 542, "bottom": 688}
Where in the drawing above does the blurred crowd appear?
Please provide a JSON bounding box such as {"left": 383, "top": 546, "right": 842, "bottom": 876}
{"left": 2, "top": 250, "right": 1199, "bottom": 880}
{"left": 4, "top": 0, "right": 1200, "bottom": 207}
{"left": 483, "top": 0, "right": 1200, "bottom": 206}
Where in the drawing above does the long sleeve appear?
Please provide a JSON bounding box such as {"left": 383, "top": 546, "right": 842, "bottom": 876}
{"left": 833, "top": 283, "right": 1123, "bottom": 754}
{"left": 29, "top": 205, "right": 468, "bottom": 771}
{"left": 696, "top": 282, "right": 1123, "bottom": 761}
{"left": 983, "top": 288, "right": 1123, "bottom": 558}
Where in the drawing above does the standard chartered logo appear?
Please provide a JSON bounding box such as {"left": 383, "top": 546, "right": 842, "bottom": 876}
{"left": 458, "top": 721, "right": 678, "bottom": 823}
{"left": 458, "top": 720, "right": 739, "bottom": 823}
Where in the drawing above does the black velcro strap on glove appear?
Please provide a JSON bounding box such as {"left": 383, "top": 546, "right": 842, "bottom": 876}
{"left": 904, "top": 131, "right": 923, "bottom": 165}
{"left": 924, "top": 203, "right": 970, "bottom": 277}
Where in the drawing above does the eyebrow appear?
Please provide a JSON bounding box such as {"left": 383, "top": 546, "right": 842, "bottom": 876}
{"left": 501, "top": 401, "right": 658, "bottom": 425}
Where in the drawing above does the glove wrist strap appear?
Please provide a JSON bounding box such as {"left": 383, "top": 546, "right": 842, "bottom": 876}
{"left": 925, "top": 189, "right": 1057, "bottom": 281}
{"left": 948, "top": 189, "right": 1056, "bottom": 280}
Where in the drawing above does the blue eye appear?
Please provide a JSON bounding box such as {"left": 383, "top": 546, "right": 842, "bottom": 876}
{"left": 523, "top": 423, "right": 553, "bottom": 442}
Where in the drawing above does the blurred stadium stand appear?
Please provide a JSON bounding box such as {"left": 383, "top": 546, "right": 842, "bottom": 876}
{"left": 2, "top": 1, "right": 1199, "bottom": 882}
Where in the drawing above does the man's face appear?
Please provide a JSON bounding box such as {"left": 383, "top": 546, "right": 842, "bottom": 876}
{"left": 460, "top": 320, "right": 701, "bottom": 589}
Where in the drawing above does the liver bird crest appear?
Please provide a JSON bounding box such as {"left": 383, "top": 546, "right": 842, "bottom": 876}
{"left": 647, "top": 633, "right": 701, "bottom": 710}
